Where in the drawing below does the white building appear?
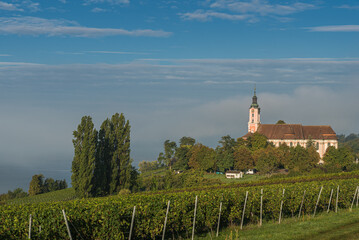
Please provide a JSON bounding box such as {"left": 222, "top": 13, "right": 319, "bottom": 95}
{"left": 242, "top": 88, "right": 338, "bottom": 160}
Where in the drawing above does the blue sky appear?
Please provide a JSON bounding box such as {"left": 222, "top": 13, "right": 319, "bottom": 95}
{"left": 0, "top": 0, "right": 358, "bottom": 193}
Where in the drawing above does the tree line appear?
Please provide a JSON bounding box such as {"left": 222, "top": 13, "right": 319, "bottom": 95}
{"left": 71, "top": 113, "right": 137, "bottom": 198}
{"left": 28, "top": 174, "right": 68, "bottom": 196}
{"left": 140, "top": 133, "right": 357, "bottom": 176}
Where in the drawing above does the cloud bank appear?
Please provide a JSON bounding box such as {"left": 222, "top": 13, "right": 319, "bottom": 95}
{"left": 0, "top": 16, "right": 172, "bottom": 37}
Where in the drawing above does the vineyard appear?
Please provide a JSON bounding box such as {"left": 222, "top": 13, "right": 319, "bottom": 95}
{"left": 1, "top": 175, "right": 359, "bottom": 239}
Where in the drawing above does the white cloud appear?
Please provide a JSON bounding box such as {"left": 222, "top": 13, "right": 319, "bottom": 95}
{"left": 91, "top": 7, "right": 107, "bottom": 12}
{"left": 337, "top": 5, "right": 359, "bottom": 10}
{"left": 0, "top": 1, "right": 22, "bottom": 11}
{"left": 0, "top": 16, "right": 172, "bottom": 37}
{"left": 84, "top": 0, "right": 129, "bottom": 4}
{"left": 180, "top": 9, "right": 253, "bottom": 22}
{"left": 210, "top": 0, "right": 316, "bottom": 15}
{"left": 182, "top": 0, "right": 316, "bottom": 22}
{"left": 306, "top": 25, "right": 359, "bottom": 32}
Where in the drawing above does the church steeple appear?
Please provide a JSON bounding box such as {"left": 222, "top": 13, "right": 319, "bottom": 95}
{"left": 248, "top": 85, "right": 261, "bottom": 133}
{"left": 250, "top": 85, "right": 259, "bottom": 108}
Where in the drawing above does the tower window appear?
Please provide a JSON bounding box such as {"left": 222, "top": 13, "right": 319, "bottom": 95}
{"left": 252, "top": 114, "right": 254, "bottom": 117}
{"left": 252, "top": 119, "right": 254, "bottom": 123}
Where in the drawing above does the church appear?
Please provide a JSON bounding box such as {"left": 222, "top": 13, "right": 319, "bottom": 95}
{"left": 242, "top": 88, "right": 338, "bottom": 160}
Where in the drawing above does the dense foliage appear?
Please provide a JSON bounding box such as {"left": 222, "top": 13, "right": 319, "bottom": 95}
{"left": 28, "top": 174, "right": 67, "bottom": 196}
{"left": 72, "top": 113, "right": 136, "bottom": 198}
{"left": 144, "top": 133, "right": 356, "bottom": 177}
{"left": 1, "top": 176, "right": 359, "bottom": 239}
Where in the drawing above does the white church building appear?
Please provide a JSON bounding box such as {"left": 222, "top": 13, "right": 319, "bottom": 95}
{"left": 242, "top": 88, "right": 338, "bottom": 159}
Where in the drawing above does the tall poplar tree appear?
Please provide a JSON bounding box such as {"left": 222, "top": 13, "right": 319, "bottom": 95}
{"left": 109, "top": 113, "right": 131, "bottom": 194}
{"left": 72, "top": 116, "right": 98, "bottom": 198}
{"left": 97, "top": 118, "right": 112, "bottom": 195}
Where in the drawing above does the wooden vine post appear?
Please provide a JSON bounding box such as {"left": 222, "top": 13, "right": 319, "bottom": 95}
{"left": 28, "top": 214, "right": 32, "bottom": 239}
{"left": 313, "top": 186, "right": 323, "bottom": 217}
{"left": 216, "top": 202, "right": 222, "bottom": 237}
{"left": 260, "top": 189, "right": 263, "bottom": 226}
{"left": 240, "top": 191, "right": 249, "bottom": 230}
{"left": 298, "top": 190, "right": 306, "bottom": 218}
{"left": 129, "top": 206, "right": 136, "bottom": 240}
{"left": 350, "top": 186, "right": 358, "bottom": 211}
{"left": 62, "top": 210, "right": 72, "bottom": 240}
{"left": 162, "top": 200, "right": 170, "bottom": 240}
{"left": 191, "top": 196, "right": 198, "bottom": 240}
{"left": 279, "top": 189, "right": 285, "bottom": 224}
{"left": 327, "top": 189, "right": 334, "bottom": 213}
{"left": 336, "top": 185, "right": 339, "bottom": 213}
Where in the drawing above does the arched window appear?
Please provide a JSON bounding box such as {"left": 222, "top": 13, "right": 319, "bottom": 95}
{"left": 316, "top": 142, "right": 319, "bottom": 150}
{"left": 290, "top": 142, "right": 293, "bottom": 147}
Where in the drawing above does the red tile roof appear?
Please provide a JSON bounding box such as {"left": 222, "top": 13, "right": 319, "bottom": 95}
{"left": 242, "top": 124, "right": 337, "bottom": 140}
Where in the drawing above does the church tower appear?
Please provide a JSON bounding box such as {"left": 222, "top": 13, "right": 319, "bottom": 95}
{"left": 248, "top": 86, "right": 261, "bottom": 133}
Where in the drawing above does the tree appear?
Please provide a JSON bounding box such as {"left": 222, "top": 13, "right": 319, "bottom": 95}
{"left": 97, "top": 118, "right": 112, "bottom": 195}
{"left": 247, "top": 132, "right": 268, "bottom": 151}
{"left": 158, "top": 140, "right": 177, "bottom": 169}
{"left": 139, "top": 160, "right": 159, "bottom": 172}
{"left": 275, "top": 143, "right": 291, "bottom": 168}
{"left": 173, "top": 145, "right": 191, "bottom": 171}
{"left": 108, "top": 113, "right": 132, "bottom": 194}
{"left": 233, "top": 145, "right": 254, "bottom": 171}
{"left": 72, "top": 116, "right": 98, "bottom": 198}
{"left": 276, "top": 120, "right": 286, "bottom": 124}
{"left": 216, "top": 135, "right": 236, "bottom": 172}
{"left": 306, "top": 136, "right": 315, "bottom": 148}
{"left": 44, "top": 178, "right": 56, "bottom": 192}
{"left": 288, "top": 145, "right": 316, "bottom": 173}
{"left": 254, "top": 146, "right": 278, "bottom": 175}
{"left": 179, "top": 136, "right": 195, "bottom": 146}
{"left": 324, "top": 146, "right": 355, "bottom": 172}
{"left": 188, "top": 144, "right": 216, "bottom": 171}
{"left": 28, "top": 174, "right": 44, "bottom": 196}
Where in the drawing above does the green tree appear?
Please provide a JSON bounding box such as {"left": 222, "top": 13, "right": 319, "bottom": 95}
{"left": 324, "top": 146, "right": 355, "bottom": 172}
{"left": 288, "top": 145, "right": 317, "bottom": 173}
{"left": 173, "top": 145, "right": 191, "bottom": 171}
{"left": 97, "top": 118, "right": 112, "bottom": 195}
{"left": 108, "top": 113, "right": 132, "bottom": 194}
{"left": 275, "top": 143, "right": 291, "bottom": 168}
{"left": 254, "top": 146, "right": 278, "bottom": 175}
{"left": 188, "top": 144, "right": 216, "bottom": 171}
{"left": 72, "top": 116, "right": 98, "bottom": 198}
{"left": 233, "top": 145, "right": 254, "bottom": 171}
{"left": 216, "top": 135, "right": 236, "bottom": 172}
{"left": 247, "top": 132, "right": 268, "bottom": 151}
{"left": 276, "top": 120, "right": 286, "bottom": 124}
{"left": 179, "top": 136, "right": 195, "bottom": 146}
{"left": 28, "top": 174, "right": 44, "bottom": 196}
{"left": 43, "top": 178, "right": 56, "bottom": 192}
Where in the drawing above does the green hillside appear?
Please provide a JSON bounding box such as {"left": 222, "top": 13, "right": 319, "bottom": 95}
{"left": 6, "top": 188, "right": 77, "bottom": 205}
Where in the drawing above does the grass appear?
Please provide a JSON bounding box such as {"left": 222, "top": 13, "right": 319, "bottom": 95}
{"left": 203, "top": 173, "right": 266, "bottom": 183}
{"left": 140, "top": 166, "right": 168, "bottom": 178}
{"left": 6, "top": 188, "right": 77, "bottom": 205}
{"left": 194, "top": 208, "right": 359, "bottom": 240}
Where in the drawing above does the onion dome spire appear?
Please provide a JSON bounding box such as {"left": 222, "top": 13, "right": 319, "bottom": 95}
{"left": 250, "top": 84, "right": 259, "bottom": 108}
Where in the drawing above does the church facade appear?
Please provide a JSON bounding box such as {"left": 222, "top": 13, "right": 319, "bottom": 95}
{"left": 242, "top": 88, "right": 338, "bottom": 160}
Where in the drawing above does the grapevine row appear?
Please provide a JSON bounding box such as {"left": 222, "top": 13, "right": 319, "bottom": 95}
{"left": 1, "top": 178, "right": 359, "bottom": 239}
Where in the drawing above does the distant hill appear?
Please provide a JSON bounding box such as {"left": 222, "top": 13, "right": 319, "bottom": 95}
{"left": 338, "top": 133, "right": 359, "bottom": 154}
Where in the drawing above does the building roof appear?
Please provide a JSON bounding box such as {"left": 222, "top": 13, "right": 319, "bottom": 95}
{"left": 242, "top": 124, "right": 338, "bottom": 140}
